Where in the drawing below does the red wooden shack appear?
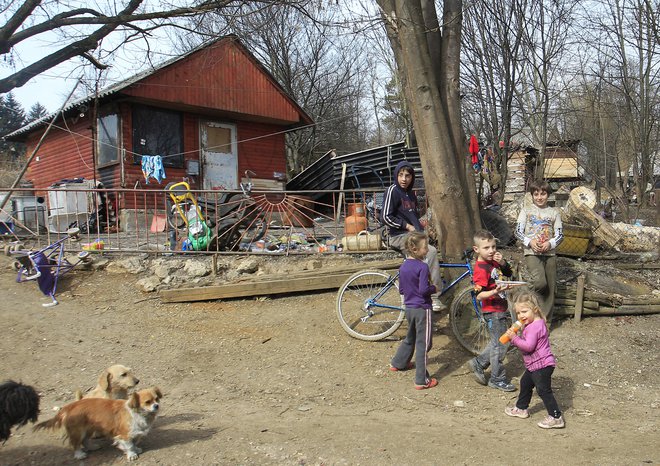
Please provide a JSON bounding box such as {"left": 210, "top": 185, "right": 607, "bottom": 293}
{"left": 6, "top": 36, "right": 312, "bottom": 229}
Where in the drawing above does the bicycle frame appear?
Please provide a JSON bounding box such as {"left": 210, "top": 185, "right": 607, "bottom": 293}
{"left": 437, "top": 259, "right": 473, "bottom": 297}
{"left": 362, "top": 253, "right": 475, "bottom": 315}
{"left": 12, "top": 229, "right": 90, "bottom": 307}
{"left": 362, "top": 273, "right": 401, "bottom": 315}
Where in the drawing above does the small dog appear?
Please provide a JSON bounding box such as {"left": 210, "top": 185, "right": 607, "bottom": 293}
{"left": 0, "top": 380, "right": 40, "bottom": 443}
{"left": 75, "top": 364, "right": 139, "bottom": 400}
{"left": 35, "top": 386, "right": 162, "bottom": 460}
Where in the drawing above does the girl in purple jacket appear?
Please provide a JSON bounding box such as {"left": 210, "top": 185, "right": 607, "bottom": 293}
{"left": 389, "top": 232, "right": 438, "bottom": 390}
{"left": 504, "top": 290, "right": 565, "bottom": 429}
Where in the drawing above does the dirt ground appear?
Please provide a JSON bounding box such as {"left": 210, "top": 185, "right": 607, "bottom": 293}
{"left": 0, "top": 253, "right": 658, "bottom": 466}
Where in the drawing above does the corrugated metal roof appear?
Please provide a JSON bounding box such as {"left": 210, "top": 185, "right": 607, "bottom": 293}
{"left": 286, "top": 141, "right": 423, "bottom": 195}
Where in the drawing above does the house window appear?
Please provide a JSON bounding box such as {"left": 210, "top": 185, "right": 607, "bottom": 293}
{"left": 132, "top": 105, "right": 184, "bottom": 168}
{"left": 97, "top": 113, "right": 119, "bottom": 166}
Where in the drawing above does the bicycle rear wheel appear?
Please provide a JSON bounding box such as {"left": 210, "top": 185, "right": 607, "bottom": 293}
{"left": 336, "top": 269, "right": 405, "bottom": 341}
{"left": 450, "top": 286, "right": 517, "bottom": 355}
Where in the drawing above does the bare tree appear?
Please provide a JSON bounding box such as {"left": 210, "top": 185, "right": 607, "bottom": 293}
{"left": 375, "top": 0, "right": 478, "bottom": 257}
{"left": 514, "top": 0, "right": 579, "bottom": 178}
{"left": 0, "top": 0, "right": 311, "bottom": 94}
{"left": 609, "top": 0, "right": 660, "bottom": 207}
{"left": 574, "top": 0, "right": 660, "bottom": 207}
{"left": 461, "top": 0, "right": 527, "bottom": 198}
{"left": 193, "top": 4, "right": 374, "bottom": 174}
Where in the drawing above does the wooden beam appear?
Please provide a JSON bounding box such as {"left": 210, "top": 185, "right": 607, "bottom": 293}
{"left": 574, "top": 275, "right": 585, "bottom": 323}
{"left": 556, "top": 297, "right": 599, "bottom": 309}
{"left": 161, "top": 271, "right": 390, "bottom": 303}
{"left": 614, "top": 263, "right": 660, "bottom": 270}
{"left": 555, "top": 305, "right": 660, "bottom": 317}
{"left": 336, "top": 162, "right": 347, "bottom": 222}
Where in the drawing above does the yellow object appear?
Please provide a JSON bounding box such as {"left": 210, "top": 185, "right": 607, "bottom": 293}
{"left": 167, "top": 181, "right": 206, "bottom": 227}
{"left": 556, "top": 224, "right": 591, "bottom": 257}
{"left": 82, "top": 240, "right": 104, "bottom": 251}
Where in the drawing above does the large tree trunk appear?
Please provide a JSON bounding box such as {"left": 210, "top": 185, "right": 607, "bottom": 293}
{"left": 378, "top": 0, "right": 477, "bottom": 258}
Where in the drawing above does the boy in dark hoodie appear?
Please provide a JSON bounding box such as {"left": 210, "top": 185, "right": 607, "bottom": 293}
{"left": 381, "top": 161, "right": 444, "bottom": 312}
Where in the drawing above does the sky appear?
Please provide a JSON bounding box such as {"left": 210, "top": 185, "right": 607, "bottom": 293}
{"left": 2, "top": 1, "right": 377, "bottom": 114}
{"left": 11, "top": 65, "right": 81, "bottom": 113}
{"left": 1, "top": 3, "right": 184, "bottom": 114}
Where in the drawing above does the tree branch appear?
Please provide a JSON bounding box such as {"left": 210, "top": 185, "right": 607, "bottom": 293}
{"left": 0, "top": 0, "right": 41, "bottom": 52}
{"left": 0, "top": 0, "right": 277, "bottom": 93}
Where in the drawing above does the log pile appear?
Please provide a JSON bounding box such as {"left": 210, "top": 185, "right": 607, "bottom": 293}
{"left": 554, "top": 281, "right": 660, "bottom": 318}
{"left": 500, "top": 187, "right": 659, "bottom": 254}
{"left": 563, "top": 187, "right": 622, "bottom": 249}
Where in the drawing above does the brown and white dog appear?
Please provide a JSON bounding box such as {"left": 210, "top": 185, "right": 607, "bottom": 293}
{"left": 35, "top": 387, "right": 162, "bottom": 460}
{"left": 75, "top": 364, "right": 139, "bottom": 400}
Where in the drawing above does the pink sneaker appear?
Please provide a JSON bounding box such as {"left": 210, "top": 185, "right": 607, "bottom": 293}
{"left": 504, "top": 406, "right": 529, "bottom": 418}
{"left": 537, "top": 415, "right": 565, "bottom": 429}
{"left": 414, "top": 378, "right": 438, "bottom": 390}
{"left": 389, "top": 362, "right": 414, "bottom": 372}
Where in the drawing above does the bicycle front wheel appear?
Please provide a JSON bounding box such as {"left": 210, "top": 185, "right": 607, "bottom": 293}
{"left": 450, "top": 286, "right": 490, "bottom": 355}
{"left": 336, "top": 269, "right": 405, "bottom": 341}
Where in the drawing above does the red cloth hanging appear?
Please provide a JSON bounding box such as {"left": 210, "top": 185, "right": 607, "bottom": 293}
{"left": 469, "top": 135, "right": 479, "bottom": 165}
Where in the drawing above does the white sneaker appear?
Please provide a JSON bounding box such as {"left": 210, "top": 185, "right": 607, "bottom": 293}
{"left": 504, "top": 406, "right": 529, "bottom": 418}
{"left": 432, "top": 296, "right": 446, "bottom": 312}
{"left": 537, "top": 415, "right": 565, "bottom": 429}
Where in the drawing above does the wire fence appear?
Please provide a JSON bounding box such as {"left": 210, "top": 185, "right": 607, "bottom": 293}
{"left": 0, "top": 185, "right": 654, "bottom": 259}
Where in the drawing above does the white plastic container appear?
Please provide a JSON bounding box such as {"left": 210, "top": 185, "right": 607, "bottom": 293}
{"left": 47, "top": 181, "right": 94, "bottom": 232}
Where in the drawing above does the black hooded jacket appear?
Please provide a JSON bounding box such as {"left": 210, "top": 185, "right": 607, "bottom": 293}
{"left": 380, "top": 160, "right": 423, "bottom": 237}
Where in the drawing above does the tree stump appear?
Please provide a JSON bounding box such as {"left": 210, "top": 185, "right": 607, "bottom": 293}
{"left": 563, "top": 187, "right": 622, "bottom": 250}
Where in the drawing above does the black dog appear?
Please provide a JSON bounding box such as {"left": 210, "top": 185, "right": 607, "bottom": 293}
{"left": 0, "top": 380, "right": 40, "bottom": 443}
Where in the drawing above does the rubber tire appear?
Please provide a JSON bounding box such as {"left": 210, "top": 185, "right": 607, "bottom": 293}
{"left": 336, "top": 269, "right": 405, "bottom": 341}
{"left": 166, "top": 199, "right": 189, "bottom": 230}
{"left": 450, "top": 286, "right": 518, "bottom": 355}
{"left": 480, "top": 209, "right": 514, "bottom": 246}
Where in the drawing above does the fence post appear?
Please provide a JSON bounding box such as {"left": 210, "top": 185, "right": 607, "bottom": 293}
{"left": 574, "top": 274, "right": 585, "bottom": 322}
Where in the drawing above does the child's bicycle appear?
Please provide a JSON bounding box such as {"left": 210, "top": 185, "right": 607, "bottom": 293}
{"left": 7, "top": 228, "right": 92, "bottom": 307}
{"left": 335, "top": 249, "right": 517, "bottom": 355}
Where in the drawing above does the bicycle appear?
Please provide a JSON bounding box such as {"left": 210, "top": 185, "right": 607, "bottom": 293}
{"left": 335, "top": 249, "right": 517, "bottom": 355}
{"left": 7, "top": 227, "right": 92, "bottom": 307}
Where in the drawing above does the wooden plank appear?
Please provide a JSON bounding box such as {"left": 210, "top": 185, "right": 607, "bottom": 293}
{"left": 241, "top": 178, "right": 285, "bottom": 191}
{"left": 161, "top": 271, "right": 388, "bottom": 303}
{"left": 336, "top": 163, "right": 347, "bottom": 222}
{"left": 556, "top": 297, "right": 599, "bottom": 309}
{"left": 622, "top": 296, "right": 660, "bottom": 305}
{"left": 574, "top": 275, "right": 585, "bottom": 323}
{"left": 555, "top": 305, "right": 660, "bottom": 317}
{"left": 615, "top": 263, "right": 660, "bottom": 270}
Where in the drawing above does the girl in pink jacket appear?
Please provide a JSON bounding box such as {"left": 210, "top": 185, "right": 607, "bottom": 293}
{"left": 504, "top": 290, "right": 565, "bottom": 429}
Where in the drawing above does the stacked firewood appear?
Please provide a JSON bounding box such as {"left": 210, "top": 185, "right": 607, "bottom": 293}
{"left": 554, "top": 282, "right": 660, "bottom": 317}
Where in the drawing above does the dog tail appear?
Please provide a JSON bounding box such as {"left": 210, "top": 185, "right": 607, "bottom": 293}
{"left": 33, "top": 414, "right": 63, "bottom": 432}
{"left": 74, "top": 389, "right": 83, "bottom": 401}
